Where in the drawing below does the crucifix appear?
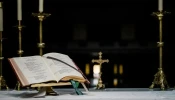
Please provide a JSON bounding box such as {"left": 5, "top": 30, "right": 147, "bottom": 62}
{"left": 92, "top": 52, "right": 109, "bottom": 89}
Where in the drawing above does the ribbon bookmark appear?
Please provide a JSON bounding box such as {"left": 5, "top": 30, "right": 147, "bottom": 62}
{"left": 70, "top": 80, "right": 83, "bottom": 95}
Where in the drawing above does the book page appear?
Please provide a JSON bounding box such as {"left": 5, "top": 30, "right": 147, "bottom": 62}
{"left": 43, "top": 53, "right": 84, "bottom": 82}
{"left": 12, "top": 56, "right": 56, "bottom": 85}
{"left": 43, "top": 53, "right": 78, "bottom": 69}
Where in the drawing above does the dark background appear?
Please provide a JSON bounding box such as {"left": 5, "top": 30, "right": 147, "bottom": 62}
{"left": 0, "top": 0, "right": 175, "bottom": 89}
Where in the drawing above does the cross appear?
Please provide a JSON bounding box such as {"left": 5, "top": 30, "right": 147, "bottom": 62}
{"left": 92, "top": 52, "right": 109, "bottom": 66}
{"left": 91, "top": 52, "right": 109, "bottom": 89}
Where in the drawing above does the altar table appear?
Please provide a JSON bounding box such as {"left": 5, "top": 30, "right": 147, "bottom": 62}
{"left": 0, "top": 88, "right": 175, "bottom": 100}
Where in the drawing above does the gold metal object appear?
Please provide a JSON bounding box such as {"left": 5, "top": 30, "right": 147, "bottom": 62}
{"left": 14, "top": 80, "right": 30, "bottom": 91}
{"left": 0, "top": 31, "right": 8, "bottom": 90}
{"left": 45, "top": 87, "right": 57, "bottom": 95}
{"left": 92, "top": 52, "right": 109, "bottom": 89}
{"left": 149, "top": 11, "right": 170, "bottom": 90}
{"left": 14, "top": 21, "right": 30, "bottom": 91}
{"left": 31, "top": 82, "right": 71, "bottom": 95}
{"left": 17, "top": 20, "right": 23, "bottom": 57}
{"left": 32, "top": 12, "right": 51, "bottom": 56}
{"left": 32, "top": 12, "right": 51, "bottom": 91}
{"left": 14, "top": 81, "right": 21, "bottom": 91}
{"left": 15, "top": 21, "right": 23, "bottom": 91}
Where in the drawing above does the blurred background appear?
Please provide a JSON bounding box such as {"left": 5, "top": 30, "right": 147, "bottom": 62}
{"left": 1, "top": 0, "right": 175, "bottom": 89}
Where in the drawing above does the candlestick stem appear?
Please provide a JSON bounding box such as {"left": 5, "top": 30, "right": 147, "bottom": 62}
{"left": 149, "top": 11, "right": 170, "bottom": 90}
{"left": 0, "top": 31, "right": 8, "bottom": 90}
{"left": 17, "top": 20, "right": 23, "bottom": 57}
{"left": 32, "top": 12, "right": 50, "bottom": 56}
{"left": 0, "top": 32, "right": 2, "bottom": 76}
{"left": 39, "top": 17, "right": 43, "bottom": 56}
{"left": 14, "top": 20, "right": 27, "bottom": 91}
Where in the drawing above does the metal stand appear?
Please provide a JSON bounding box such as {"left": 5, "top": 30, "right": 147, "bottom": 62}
{"left": 149, "top": 11, "right": 170, "bottom": 90}
{"left": 0, "top": 31, "right": 8, "bottom": 90}
{"left": 14, "top": 21, "right": 29, "bottom": 90}
{"left": 32, "top": 12, "right": 51, "bottom": 91}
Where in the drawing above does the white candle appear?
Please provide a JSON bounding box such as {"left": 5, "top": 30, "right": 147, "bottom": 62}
{"left": 158, "top": 0, "right": 163, "bottom": 11}
{"left": 17, "top": 0, "right": 22, "bottom": 20}
{"left": 39, "top": 0, "right": 43, "bottom": 13}
{"left": 0, "top": 2, "right": 3, "bottom": 31}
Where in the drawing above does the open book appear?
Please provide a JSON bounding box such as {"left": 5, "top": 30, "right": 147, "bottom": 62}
{"left": 8, "top": 52, "right": 89, "bottom": 87}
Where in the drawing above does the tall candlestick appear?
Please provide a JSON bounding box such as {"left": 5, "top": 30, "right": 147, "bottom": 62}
{"left": 149, "top": 11, "right": 170, "bottom": 90}
{"left": 0, "top": 2, "right": 3, "bottom": 31}
{"left": 17, "top": 0, "right": 22, "bottom": 20}
{"left": 0, "top": 2, "right": 9, "bottom": 90}
{"left": 39, "top": 0, "right": 43, "bottom": 13}
{"left": 158, "top": 0, "right": 163, "bottom": 11}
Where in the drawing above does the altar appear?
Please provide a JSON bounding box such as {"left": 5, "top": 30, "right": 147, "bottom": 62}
{"left": 0, "top": 88, "right": 175, "bottom": 100}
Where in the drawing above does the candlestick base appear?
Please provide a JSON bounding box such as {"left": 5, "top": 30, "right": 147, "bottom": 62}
{"left": 149, "top": 68, "right": 169, "bottom": 90}
{"left": 14, "top": 81, "right": 29, "bottom": 91}
{"left": 96, "top": 78, "right": 105, "bottom": 90}
{"left": 0, "top": 76, "right": 9, "bottom": 90}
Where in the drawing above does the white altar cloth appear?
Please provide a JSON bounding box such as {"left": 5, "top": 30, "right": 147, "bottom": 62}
{"left": 0, "top": 88, "right": 175, "bottom": 100}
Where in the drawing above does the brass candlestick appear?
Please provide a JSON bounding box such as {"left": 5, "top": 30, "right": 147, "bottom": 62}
{"left": 149, "top": 11, "right": 170, "bottom": 90}
{"left": 0, "top": 31, "right": 8, "bottom": 90}
{"left": 32, "top": 12, "right": 53, "bottom": 92}
{"left": 92, "top": 52, "right": 109, "bottom": 89}
{"left": 14, "top": 20, "right": 29, "bottom": 91}
{"left": 14, "top": 20, "right": 23, "bottom": 91}
{"left": 32, "top": 12, "right": 51, "bottom": 56}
